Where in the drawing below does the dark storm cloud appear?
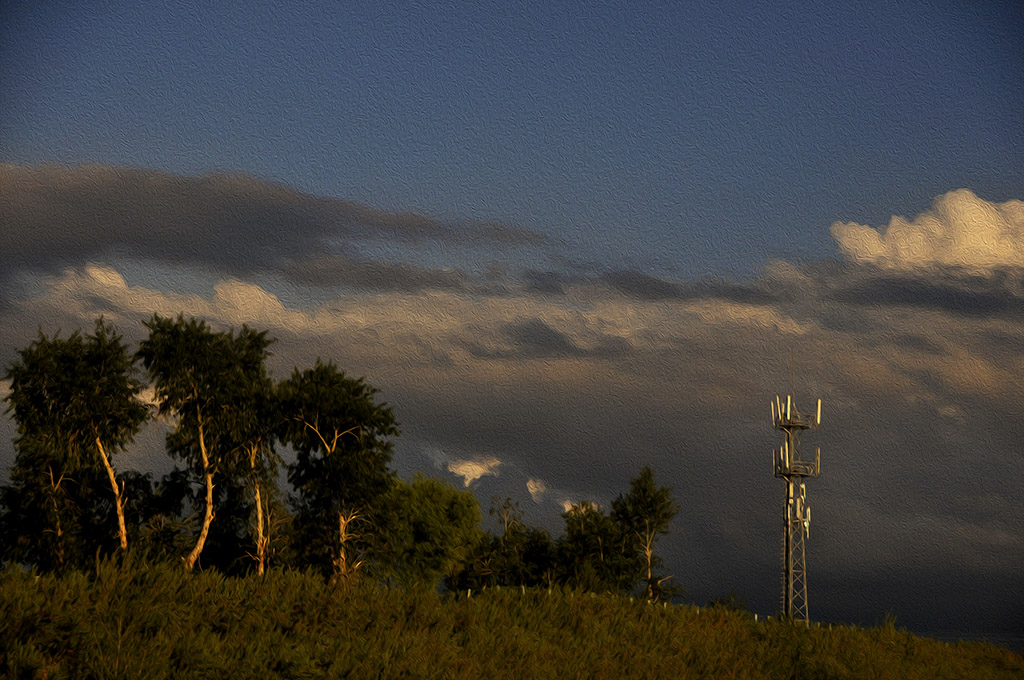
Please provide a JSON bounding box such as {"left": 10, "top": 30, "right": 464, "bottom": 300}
{"left": 601, "top": 271, "right": 684, "bottom": 300}
{"left": 462, "top": 318, "right": 632, "bottom": 361}
{"left": 503, "top": 318, "right": 632, "bottom": 360}
{"left": 0, "top": 164, "right": 549, "bottom": 282}
{"left": 520, "top": 270, "right": 570, "bottom": 295}
{"left": 283, "top": 254, "right": 469, "bottom": 293}
{"left": 827, "top": 267, "right": 1024, "bottom": 319}
{"left": 816, "top": 563, "right": 1024, "bottom": 640}
{"left": 601, "top": 270, "right": 777, "bottom": 305}
{"left": 1, "top": 164, "right": 320, "bottom": 274}
{"left": 889, "top": 333, "right": 947, "bottom": 355}
{"left": 503, "top": 318, "right": 583, "bottom": 358}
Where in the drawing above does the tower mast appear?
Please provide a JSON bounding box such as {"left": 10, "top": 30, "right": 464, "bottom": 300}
{"left": 771, "top": 393, "right": 821, "bottom": 623}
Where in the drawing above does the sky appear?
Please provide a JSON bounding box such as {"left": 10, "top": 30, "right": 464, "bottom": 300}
{"left": 2, "top": 0, "right": 1023, "bottom": 647}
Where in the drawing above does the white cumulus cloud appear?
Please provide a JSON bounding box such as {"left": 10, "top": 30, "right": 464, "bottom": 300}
{"left": 447, "top": 456, "right": 502, "bottom": 487}
{"left": 561, "top": 499, "right": 598, "bottom": 513}
{"left": 526, "top": 478, "right": 547, "bottom": 502}
{"left": 830, "top": 189, "right": 1024, "bottom": 272}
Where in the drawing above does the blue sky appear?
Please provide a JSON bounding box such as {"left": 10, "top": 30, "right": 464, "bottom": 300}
{"left": 2, "top": 0, "right": 1024, "bottom": 646}
{"left": 3, "top": 0, "right": 1022, "bottom": 276}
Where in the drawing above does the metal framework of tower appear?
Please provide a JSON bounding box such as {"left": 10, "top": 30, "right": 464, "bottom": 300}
{"left": 771, "top": 394, "right": 821, "bottom": 624}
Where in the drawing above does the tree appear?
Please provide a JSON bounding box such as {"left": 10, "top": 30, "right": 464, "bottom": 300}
{"left": 236, "top": 382, "right": 280, "bottom": 576}
{"left": 2, "top": 320, "right": 149, "bottom": 565}
{"left": 202, "top": 346, "right": 280, "bottom": 576}
{"left": 371, "top": 474, "right": 482, "bottom": 588}
{"left": 553, "top": 468, "right": 678, "bottom": 599}
{"left": 447, "top": 497, "right": 558, "bottom": 592}
{"left": 557, "top": 501, "right": 624, "bottom": 593}
{"left": 136, "top": 315, "right": 272, "bottom": 571}
{"left": 610, "top": 466, "right": 680, "bottom": 601}
{"left": 278, "top": 359, "right": 398, "bottom": 579}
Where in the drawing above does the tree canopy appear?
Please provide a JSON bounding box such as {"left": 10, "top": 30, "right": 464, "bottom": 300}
{"left": 278, "top": 359, "right": 399, "bottom": 577}
{"left": 2, "top": 315, "right": 683, "bottom": 602}
{"left": 2, "top": 319, "right": 149, "bottom": 567}
{"left": 136, "top": 314, "right": 274, "bottom": 570}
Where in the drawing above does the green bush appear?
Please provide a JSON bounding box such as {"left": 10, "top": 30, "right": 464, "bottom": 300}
{"left": 1, "top": 559, "right": 1020, "bottom": 679}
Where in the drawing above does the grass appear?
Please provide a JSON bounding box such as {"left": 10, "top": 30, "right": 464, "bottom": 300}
{"left": 1, "top": 560, "right": 1021, "bottom": 679}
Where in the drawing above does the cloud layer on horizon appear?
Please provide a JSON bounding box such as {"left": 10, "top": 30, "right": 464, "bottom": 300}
{"left": 1, "top": 164, "right": 1021, "bottom": 638}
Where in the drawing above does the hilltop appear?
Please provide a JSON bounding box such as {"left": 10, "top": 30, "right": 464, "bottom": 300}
{"left": 3, "top": 561, "right": 1021, "bottom": 680}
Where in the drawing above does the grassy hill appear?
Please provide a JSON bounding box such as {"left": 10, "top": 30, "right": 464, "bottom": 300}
{"left": 2, "top": 560, "right": 1021, "bottom": 679}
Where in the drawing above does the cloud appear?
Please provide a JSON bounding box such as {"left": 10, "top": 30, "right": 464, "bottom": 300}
{"left": 602, "top": 271, "right": 685, "bottom": 300}
{"left": 0, "top": 164, "right": 320, "bottom": 277}
{"left": 602, "top": 270, "right": 778, "bottom": 306}
{"left": 520, "top": 270, "right": 571, "bottom": 295}
{"left": 561, "top": 500, "right": 598, "bottom": 513}
{"left": 463, "top": 318, "right": 634, "bottom": 361}
{"left": 830, "top": 189, "right": 1024, "bottom": 272}
{"left": 679, "top": 300, "right": 811, "bottom": 335}
{"left": 504, "top": 318, "right": 582, "bottom": 358}
{"left": 827, "top": 268, "right": 1024, "bottom": 319}
{"left": 283, "top": 254, "right": 469, "bottom": 293}
{"left": 0, "top": 164, "right": 550, "bottom": 291}
{"left": 526, "top": 478, "right": 547, "bottom": 502}
{"left": 447, "top": 456, "right": 502, "bottom": 487}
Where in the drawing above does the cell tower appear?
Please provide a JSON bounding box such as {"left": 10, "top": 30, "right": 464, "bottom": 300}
{"left": 771, "top": 393, "right": 821, "bottom": 624}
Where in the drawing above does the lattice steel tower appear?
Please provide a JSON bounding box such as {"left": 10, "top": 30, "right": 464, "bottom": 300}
{"left": 771, "top": 394, "right": 821, "bottom": 624}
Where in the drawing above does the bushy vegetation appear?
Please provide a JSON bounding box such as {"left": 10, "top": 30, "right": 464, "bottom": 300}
{"left": 1, "top": 315, "right": 679, "bottom": 597}
{"left": 1, "top": 558, "right": 1020, "bottom": 679}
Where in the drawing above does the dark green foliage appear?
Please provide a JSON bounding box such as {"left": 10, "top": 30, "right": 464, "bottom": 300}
{"left": 452, "top": 469, "right": 678, "bottom": 597}
{"left": 610, "top": 466, "right": 680, "bottom": 599}
{"left": 707, "top": 589, "right": 748, "bottom": 612}
{"left": 2, "top": 561, "right": 1020, "bottom": 680}
{"left": 136, "top": 314, "right": 275, "bottom": 570}
{"left": 2, "top": 319, "right": 149, "bottom": 568}
{"left": 555, "top": 467, "right": 679, "bottom": 599}
{"left": 558, "top": 501, "right": 627, "bottom": 593}
{"left": 277, "top": 359, "right": 398, "bottom": 575}
{"left": 4, "top": 320, "right": 149, "bottom": 463}
{"left": 205, "top": 335, "right": 282, "bottom": 574}
{"left": 371, "top": 474, "right": 483, "bottom": 588}
{"left": 136, "top": 314, "right": 274, "bottom": 475}
{"left": 131, "top": 467, "right": 196, "bottom": 561}
{"left": 488, "top": 522, "right": 557, "bottom": 588}
{"left": 0, "top": 451, "right": 115, "bottom": 570}
{"left": 449, "top": 498, "right": 556, "bottom": 591}
{"left": 199, "top": 474, "right": 261, "bottom": 572}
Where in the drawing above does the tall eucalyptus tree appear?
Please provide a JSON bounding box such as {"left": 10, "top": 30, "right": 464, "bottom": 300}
{"left": 611, "top": 466, "right": 679, "bottom": 601}
{"left": 278, "top": 359, "right": 397, "bottom": 579}
{"left": 137, "top": 314, "right": 273, "bottom": 571}
{"left": 3, "top": 319, "right": 149, "bottom": 564}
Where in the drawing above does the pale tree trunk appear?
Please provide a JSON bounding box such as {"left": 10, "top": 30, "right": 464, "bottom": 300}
{"left": 331, "top": 509, "right": 363, "bottom": 585}
{"left": 253, "top": 479, "right": 266, "bottom": 576}
{"left": 184, "top": 417, "right": 214, "bottom": 571}
{"left": 250, "top": 443, "right": 268, "bottom": 577}
{"left": 96, "top": 436, "right": 128, "bottom": 551}
{"left": 641, "top": 520, "right": 656, "bottom": 601}
{"left": 300, "top": 422, "right": 364, "bottom": 584}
